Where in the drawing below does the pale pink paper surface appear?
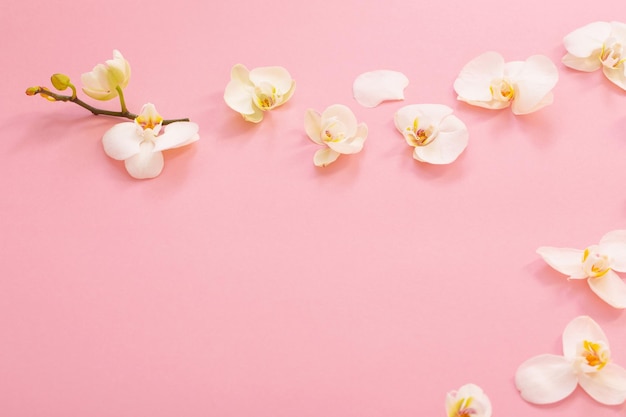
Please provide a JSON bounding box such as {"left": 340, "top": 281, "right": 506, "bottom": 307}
{"left": 1, "top": 0, "right": 626, "bottom": 416}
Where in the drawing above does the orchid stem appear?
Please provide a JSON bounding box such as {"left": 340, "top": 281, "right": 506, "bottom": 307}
{"left": 26, "top": 87, "right": 190, "bottom": 125}
{"left": 116, "top": 86, "right": 129, "bottom": 114}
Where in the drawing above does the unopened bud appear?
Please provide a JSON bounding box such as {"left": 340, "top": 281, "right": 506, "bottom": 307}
{"left": 51, "top": 73, "right": 71, "bottom": 91}
{"left": 39, "top": 87, "right": 57, "bottom": 102}
{"left": 25, "top": 86, "right": 40, "bottom": 96}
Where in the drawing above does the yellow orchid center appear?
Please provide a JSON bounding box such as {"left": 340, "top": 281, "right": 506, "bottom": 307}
{"left": 406, "top": 118, "right": 435, "bottom": 146}
{"left": 253, "top": 82, "right": 279, "bottom": 110}
{"left": 490, "top": 79, "right": 515, "bottom": 102}
{"left": 600, "top": 38, "right": 625, "bottom": 68}
{"left": 448, "top": 397, "right": 477, "bottom": 417}
{"left": 322, "top": 120, "right": 346, "bottom": 143}
{"left": 582, "top": 340, "right": 609, "bottom": 370}
{"left": 582, "top": 247, "right": 611, "bottom": 278}
{"left": 136, "top": 105, "right": 163, "bottom": 130}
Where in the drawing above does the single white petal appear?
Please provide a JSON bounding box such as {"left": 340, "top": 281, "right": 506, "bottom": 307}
{"left": 562, "top": 316, "right": 608, "bottom": 359}
{"left": 536, "top": 247, "right": 586, "bottom": 278}
{"left": 153, "top": 122, "right": 199, "bottom": 152}
{"left": 599, "top": 230, "right": 626, "bottom": 271}
{"left": 249, "top": 66, "right": 294, "bottom": 93}
{"left": 454, "top": 51, "right": 505, "bottom": 102}
{"left": 587, "top": 270, "right": 626, "bottom": 309}
{"left": 327, "top": 123, "right": 367, "bottom": 154}
{"left": 579, "top": 363, "right": 626, "bottom": 405}
{"left": 352, "top": 70, "right": 409, "bottom": 107}
{"left": 124, "top": 143, "right": 164, "bottom": 179}
{"left": 412, "top": 115, "right": 468, "bottom": 164}
{"left": 224, "top": 79, "right": 255, "bottom": 116}
{"left": 602, "top": 66, "right": 626, "bottom": 90}
{"left": 313, "top": 147, "right": 341, "bottom": 167}
{"left": 562, "top": 53, "right": 603, "bottom": 72}
{"left": 304, "top": 109, "right": 323, "bottom": 145}
{"left": 510, "top": 55, "right": 558, "bottom": 115}
{"left": 320, "top": 104, "right": 358, "bottom": 138}
{"left": 515, "top": 354, "right": 578, "bottom": 404}
{"left": 563, "top": 21, "right": 611, "bottom": 58}
{"left": 102, "top": 122, "right": 142, "bottom": 160}
{"left": 446, "top": 383, "right": 492, "bottom": 417}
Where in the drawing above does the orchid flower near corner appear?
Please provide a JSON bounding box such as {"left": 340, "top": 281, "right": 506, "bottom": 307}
{"left": 453, "top": 51, "right": 558, "bottom": 115}
{"left": 562, "top": 21, "right": 626, "bottom": 90}
{"left": 446, "top": 383, "right": 492, "bottom": 417}
{"left": 102, "top": 103, "right": 199, "bottom": 179}
{"left": 394, "top": 104, "right": 468, "bottom": 164}
{"left": 224, "top": 64, "right": 296, "bottom": 123}
{"left": 537, "top": 230, "right": 626, "bottom": 308}
{"left": 304, "top": 104, "right": 367, "bottom": 167}
{"left": 81, "top": 50, "right": 131, "bottom": 101}
{"left": 516, "top": 316, "right": 626, "bottom": 405}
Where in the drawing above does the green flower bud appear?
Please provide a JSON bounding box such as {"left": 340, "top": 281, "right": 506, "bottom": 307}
{"left": 51, "top": 73, "right": 71, "bottom": 91}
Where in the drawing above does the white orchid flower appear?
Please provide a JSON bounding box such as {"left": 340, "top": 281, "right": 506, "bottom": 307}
{"left": 445, "top": 384, "right": 492, "bottom": 417}
{"left": 454, "top": 51, "right": 558, "bottom": 115}
{"left": 562, "top": 21, "right": 626, "bottom": 89}
{"left": 81, "top": 50, "right": 131, "bottom": 101}
{"left": 537, "top": 230, "right": 626, "bottom": 308}
{"left": 394, "top": 104, "right": 468, "bottom": 165}
{"left": 516, "top": 316, "right": 626, "bottom": 405}
{"left": 304, "top": 104, "right": 367, "bottom": 167}
{"left": 224, "top": 64, "right": 295, "bottom": 123}
{"left": 102, "top": 103, "right": 199, "bottom": 179}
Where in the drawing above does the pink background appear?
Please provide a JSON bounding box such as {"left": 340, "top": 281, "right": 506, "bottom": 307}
{"left": 2, "top": 0, "right": 626, "bottom": 416}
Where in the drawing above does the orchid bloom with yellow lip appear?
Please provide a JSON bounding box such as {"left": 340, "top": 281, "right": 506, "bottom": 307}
{"left": 304, "top": 104, "right": 367, "bottom": 167}
{"left": 537, "top": 230, "right": 626, "bottom": 308}
{"left": 445, "top": 384, "right": 492, "bottom": 417}
{"left": 102, "top": 103, "right": 199, "bottom": 179}
{"left": 516, "top": 316, "right": 626, "bottom": 405}
{"left": 453, "top": 51, "right": 558, "bottom": 115}
{"left": 562, "top": 21, "right": 626, "bottom": 90}
{"left": 223, "top": 64, "right": 295, "bottom": 123}
{"left": 394, "top": 104, "right": 468, "bottom": 165}
{"left": 81, "top": 50, "right": 131, "bottom": 101}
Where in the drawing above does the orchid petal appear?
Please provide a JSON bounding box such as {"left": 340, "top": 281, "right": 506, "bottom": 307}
{"left": 563, "top": 21, "right": 611, "bottom": 58}
{"left": 562, "top": 316, "right": 608, "bottom": 359}
{"left": 587, "top": 270, "right": 626, "bottom": 309}
{"left": 153, "top": 122, "right": 199, "bottom": 152}
{"left": 454, "top": 51, "right": 505, "bottom": 102}
{"left": 578, "top": 363, "right": 626, "bottom": 405}
{"left": 242, "top": 106, "right": 264, "bottom": 123}
{"left": 413, "top": 115, "right": 468, "bottom": 164}
{"left": 230, "top": 64, "right": 252, "bottom": 86}
{"left": 224, "top": 79, "right": 256, "bottom": 116}
{"left": 249, "top": 66, "right": 294, "bottom": 93}
{"left": 124, "top": 143, "right": 164, "bottom": 179}
{"left": 599, "top": 230, "right": 626, "bottom": 271}
{"left": 102, "top": 122, "right": 142, "bottom": 160}
{"left": 352, "top": 70, "right": 409, "bottom": 107}
{"left": 602, "top": 66, "right": 626, "bottom": 90}
{"left": 510, "top": 55, "right": 559, "bottom": 115}
{"left": 515, "top": 354, "right": 578, "bottom": 404}
{"left": 536, "top": 247, "right": 586, "bottom": 279}
{"left": 562, "top": 53, "right": 603, "bottom": 72}
{"left": 304, "top": 109, "right": 323, "bottom": 145}
{"left": 313, "top": 148, "right": 340, "bottom": 167}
